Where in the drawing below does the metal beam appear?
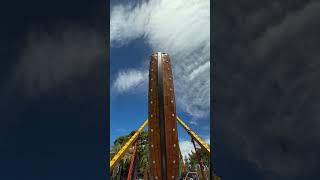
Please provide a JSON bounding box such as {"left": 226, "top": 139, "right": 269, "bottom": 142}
{"left": 126, "top": 141, "right": 137, "bottom": 180}
{"left": 149, "top": 52, "right": 179, "bottom": 179}
{"left": 176, "top": 116, "right": 210, "bottom": 156}
{"left": 157, "top": 52, "right": 167, "bottom": 180}
{"left": 110, "top": 119, "right": 148, "bottom": 171}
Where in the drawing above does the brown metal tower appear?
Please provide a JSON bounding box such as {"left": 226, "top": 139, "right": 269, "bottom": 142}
{"left": 148, "top": 52, "right": 180, "bottom": 180}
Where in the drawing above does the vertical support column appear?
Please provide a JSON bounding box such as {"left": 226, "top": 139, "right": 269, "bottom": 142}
{"left": 149, "top": 52, "right": 179, "bottom": 179}
{"left": 149, "top": 53, "right": 162, "bottom": 180}
{"left": 157, "top": 52, "right": 167, "bottom": 180}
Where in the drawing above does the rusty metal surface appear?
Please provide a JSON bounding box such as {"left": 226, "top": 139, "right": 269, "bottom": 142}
{"left": 148, "top": 52, "right": 179, "bottom": 179}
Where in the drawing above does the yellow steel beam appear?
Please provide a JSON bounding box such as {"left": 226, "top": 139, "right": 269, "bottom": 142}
{"left": 110, "top": 119, "right": 148, "bottom": 171}
{"left": 176, "top": 116, "right": 210, "bottom": 156}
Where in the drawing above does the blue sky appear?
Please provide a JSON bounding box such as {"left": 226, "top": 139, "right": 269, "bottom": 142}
{"left": 110, "top": 0, "right": 210, "bottom": 158}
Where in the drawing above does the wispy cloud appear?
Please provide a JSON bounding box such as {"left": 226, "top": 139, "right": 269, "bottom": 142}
{"left": 111, "top": 0, "right": 210, "bottom": 119}
{"left": 6, "top": 25, "right": 104, "bottom": 96}
{"left": 112, "top": 69, "right": 148, "bottom": 93}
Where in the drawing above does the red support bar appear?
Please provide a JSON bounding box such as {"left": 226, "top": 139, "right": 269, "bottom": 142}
{"left": 127, "top": 141, "right": 138, "bottom": 180}
{"left": 191, "top": 138, "right": 207, "bottom": 180}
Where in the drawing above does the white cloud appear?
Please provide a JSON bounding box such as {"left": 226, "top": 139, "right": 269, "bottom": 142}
{"left": 189, "top": 61, "right": 210, "bottom": 81}
{"left": 113, "top": 69, "right": 148, "bottom": 93}
{"left": 111, "top": 0, "right": 210, "bottom": 119}
{"left": 204, "top": 137, "right": 210, "bottom": 145}
{"left": 179, "top": 140, "right": 194, "bottom": 160}
{"left": 110, "top": 4, "right": 148, "bottom": 46}
{"left": 179, "top": 136, "right": 210, "bottom": 160}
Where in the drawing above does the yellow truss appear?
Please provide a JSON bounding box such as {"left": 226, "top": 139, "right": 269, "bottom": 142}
{"left": 176, "top": 116, "right": 210, "bottom": 156}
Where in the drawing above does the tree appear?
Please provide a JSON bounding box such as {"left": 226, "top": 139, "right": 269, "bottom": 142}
{"left": 110, "top": 131, "right": 149, "bottom": 179}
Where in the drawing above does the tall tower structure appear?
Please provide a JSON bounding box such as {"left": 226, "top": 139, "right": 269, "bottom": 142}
{"left": 148, "top": 52, "right": 179, "bottom": 180}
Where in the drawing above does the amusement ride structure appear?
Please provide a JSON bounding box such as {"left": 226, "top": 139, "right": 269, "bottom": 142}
{"left": 110, "top": 52, "right": 219, "bottom": 180}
